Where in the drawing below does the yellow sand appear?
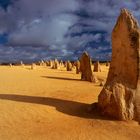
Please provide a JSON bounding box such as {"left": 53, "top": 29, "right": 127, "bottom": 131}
{"left": 0, "top": 65, "right": 139, "bottom": 140}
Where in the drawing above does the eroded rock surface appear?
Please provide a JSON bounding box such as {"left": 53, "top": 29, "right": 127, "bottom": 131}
{"left": 94, "top": 61, "right": 101, "bottom": 72}
{"left": 98, "top": 9, "right": 140, "bottom": 121}
{"left": 75, "top": 60, "right": 80, "bottom": 74}
{"left": 66, "top": 61, "right": 72, "bottom": 71}
{"left": 31, "top": 63, "right": 36, "bottom": 70}
{"left": 80, "top": 52, "right": 98, "bottom": 82}
{"left": 52, "top": 59, "right": 60, "bottom": 69}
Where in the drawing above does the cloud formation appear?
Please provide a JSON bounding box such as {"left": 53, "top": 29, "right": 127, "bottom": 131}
{"left": 0, "top": 0, "right": 140, "bottom": 62}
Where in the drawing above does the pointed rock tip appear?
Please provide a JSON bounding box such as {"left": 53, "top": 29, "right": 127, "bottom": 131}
{"left": 120, "top": 8, "right": 136, "bottom": 21}
{"left": 120, "top": 8, "right": 135, "bottom": 20}
{"left": 115, "top": 8, "right": 139, "bottom": 30}
{"left": 83, "top": 51, "right": 89, "bottom": 56}
{"left": 120, "top": 8, "right": 130, "bottom": 15}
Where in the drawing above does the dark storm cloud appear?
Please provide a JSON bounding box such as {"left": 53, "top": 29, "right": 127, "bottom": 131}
{"left": 65, "top": 0, "right": 140, "bottom": 60}
{"left": 0, "top": 0, "right": 140, "bottom": 62}
{"left": 0, "top": 0, "right": 12, "bottom": 11}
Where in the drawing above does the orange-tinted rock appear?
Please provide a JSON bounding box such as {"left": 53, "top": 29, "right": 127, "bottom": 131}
{"left": 52, "top": 59, "right": 60, "bottom": 69}
{"left": 31, "top": 63, "right": 36, "bottom": 70}
{"left": 39, "top": 60, "right": 45, "bottom": 66}
{"left": 60, "top": 60, "right": 64, "bottom": 67}
{"left": 66, "top": 61, "right": 72, "bottom": 71}
{"left": 9, "top": 63, "right": 12, "bottom": 67}
{"left": 45, "top": 61, "right": 50, "bottom": 66}
{"left": 94, "top": 61, "right": 101, "bottom": 72}
{"left": 49, "top": 60, "right": 53, "bottom": 67}
{"left": 75, "top": 60, "right": 80, "bottom": 74}
{"left": 98, "top": 9, "right": 140, "bottom": 121}
{"left": 80, "top": 52, "right": 98, "bottom": 82}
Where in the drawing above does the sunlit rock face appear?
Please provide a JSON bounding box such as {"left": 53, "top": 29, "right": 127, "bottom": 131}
{"left": 98, "top": 9, "right": 140, "bottom": 121}
{"left": 31, "top": 63, "right": 36, "bottom": 70}
{"left": 75, "top": 60, "right": 80, "bottom": 74}
{"left": 66, "top": 61, "right": 72, "bottom": 71}
{"left": 80, "top": 52, "right": 98, "bottom": 83}
{"left": 94, "top": 61, "right": 101, "bottom": 72}
{"left": 52, "top": 59, "right": 60, "bottom": 69}
{"left": 60, "top": 60, "right": 64, "bottom": 67}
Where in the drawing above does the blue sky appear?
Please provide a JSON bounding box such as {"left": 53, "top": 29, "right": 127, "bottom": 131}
{"left": 0, "top": 0, "right": 140, "bottom": 62}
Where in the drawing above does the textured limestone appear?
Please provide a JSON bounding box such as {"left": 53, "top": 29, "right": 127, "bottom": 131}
{"left": 49, "top": 60, "right": 53, "bottom": 67}
{"left": 9, "top": 63, "right": 12, "bottom": 67}
{"left": 31, "top": 63, "right": 36, "bottom": 70}
{"left": 45, "top": 61, "right": 50, "bottom": 66}
{"left": 52, "top": 59, "right": 60, "bottom": 69}
{"left": 75, "top": 60, "right": 80, "bottom": 74}
{"left": 94, "top": 61, "right": 101, "bottom": 72}
{"left": 66, "top": 61, "right": 72, "bottom": 71}
{"left": 39, "top": 60, "right": 45, "bottom": 66}
{"left": 60, "top": 60, "right": 64, "bottom": 67}
{"left": 80, "top": 52, "right": 98, "bottom": 82}
{"left": 98, "top": 9, "right": 140, "bottom": 121}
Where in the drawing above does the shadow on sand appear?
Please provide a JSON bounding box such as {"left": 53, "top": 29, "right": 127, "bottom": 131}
{"left": 42, "top": 76, "right": 81, "bottom": 81}
{"left": 26, "top": 68, "right": 32, "bottom": 70}
{"left": 0, "top": 94, "right": 113, "bottom": 120}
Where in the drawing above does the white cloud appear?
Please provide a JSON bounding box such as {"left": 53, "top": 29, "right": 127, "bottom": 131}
{"left": 0, "top": 0, "right": 140, "bottom": 61}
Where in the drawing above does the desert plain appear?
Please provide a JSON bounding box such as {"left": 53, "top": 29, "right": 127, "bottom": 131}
{"left": 0, "top": 65, "right": 139, "bottom": 140}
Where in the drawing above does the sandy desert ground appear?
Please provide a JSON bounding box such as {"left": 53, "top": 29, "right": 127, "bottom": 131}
{"left": 0, "top": 65, "right": 140, "bottom": 140}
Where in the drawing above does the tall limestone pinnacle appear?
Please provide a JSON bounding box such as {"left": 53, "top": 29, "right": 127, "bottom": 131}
{"left": 98, "top": 9, "right": 140, "bottom": 122}
{"left": 80, "top": 51, "right": 98, "bottom": 82}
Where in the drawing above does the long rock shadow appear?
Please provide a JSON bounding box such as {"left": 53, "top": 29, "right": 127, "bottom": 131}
{"left": 42, "top": 76, "right": 80, "bottom": 81}
{"left": 0, "top": 94, "right": 111, "bottom": 120}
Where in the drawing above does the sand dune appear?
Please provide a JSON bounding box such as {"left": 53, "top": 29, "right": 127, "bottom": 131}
{"left": 0, "top": 65, "right": 140, "bottom": 140}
